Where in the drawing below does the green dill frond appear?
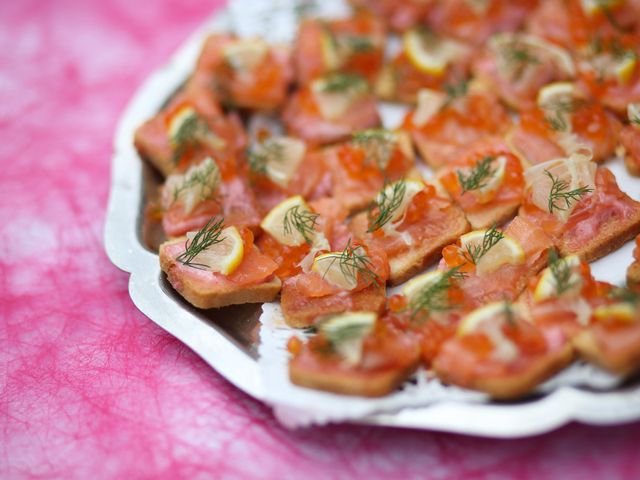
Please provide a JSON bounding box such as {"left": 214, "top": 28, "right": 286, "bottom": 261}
{"left": 547, "top": 250, "right": 579, "bottom": 296}
{"left": 463, "top": 224, "right": 504, "bottom": 265}
{"left": 498, "top": 39, "right": 541, "bottom": 80}
{"left": 247, "top": 139, "right": 283, "bottom": 176}
{"left": 456, "top": 156, "right": 497, "bottom": 194}
{"left": 322, "top": 320, "right": 372, "bottom": 348}
{"left": 320, "top": 239, "right": 381, "bottom": 287}
{"left": 176, "top": 217, "right": 226, "bottom": 269}
{"left": 172, "top": 159, "right": 221, "bottom": 204}
{"left": 171, "top": 114, "right": 209, "bottom": 163}
{"left": 343, "top": 35, "right": 375, "bottom": 52}
{"left": 543, "top": 98, "right": 585, "bottom": 132}
{"left": 503, "top": 299, "right": 516, "bottom": 326}
{"left": 596, "top": 1, "right": 631, "bottom": 33}
{"left": 608, "top": 286, "right": 640, "bottom": 305}
{"left": 293, "top": 0, "right": 317, "bottom": 19}
{"left": 408, "top": 267, "right": 466, "bottom": 319}
{"left": 283, "top": 205, "right": 319, "bottom": 244}
{"left": 319, "top": 72, "right": 368, "bottom": 93}
{"left": 367, "top": 181, "right": 407, "bottom": 232}
{"left": 352, "top": 128, "right": 397, "bottom": 170}
{"left": 441, "top": 79, "right": 469, "bottom": 110}
{"left": 544, "top": 170, "right": 594, "bottom": 214}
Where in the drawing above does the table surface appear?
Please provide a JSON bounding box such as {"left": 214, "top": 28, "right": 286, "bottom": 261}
{"left": 2, "top": 1, "right": 640, "bottom": 478}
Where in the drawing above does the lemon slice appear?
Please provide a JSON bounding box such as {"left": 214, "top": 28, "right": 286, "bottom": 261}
{"left": 320, "top": 30, "right": 344, "bottom": 71}
{"left": 628, "top": 103, "right": 640, "bottom": 127}
{"left": 255, "top": 136, "right": 306, "bottom": 188}
{"left": 223, "top": 38, "right": 268, "bottom": 71}
{"left": 311, "top": 73, "right": 368, "bottom": 121}
{"left": 260, "top": 195, "right": 315, "bottom": 247}
{"left": 491, "top": 33, "right": 575, "bottom": 78}
{"left": 376, "top": 179, "right": 425, "bottom": 225}
{"left": 164, "top": 157, "right": 221, "bottom": 214}
{"left": 593, "top": 302, "right": 637, "bottom": 322}
{"left": 580, "top": 0, "right": 622, "bottom": 15}
{"left": 458, "top": 301, "right": 523, "bottom": 335}
{"left": 615, "top": 54, "right": 638, "bottom": 84}
{"left": 319, "top": 311, "right": 377, "bottom": 364}
{"left": 312, "top": 246, "right": 370, "bottom": 290}
{"left": 460, "top": 230, "right": 525, "bottom": 276}
{"left": 185, "top": 225, "right": 244, "bottom": 275}
{"left": 402, "top": 270, "right": 446, "bottom": 302}
{"left": 537, "top": 82, "right": 577, "bottom": 110}
{"left": 403, "top": 28, "right": 465, "bottom": 76}
{"left": 465, "top": 155, "right": 507, "bottom": 204}
{"left": 524, "top": 155, "right": 596, "bottom": 222}
{"left": 167, "top": 105, "right": 197, "bottom": 143}
{"left": 167, "top": 104, "right": 226, "bottom": 151}
{"left": 457, "top": 301, "right": 522, "bottom": 361}
{"left": 413, "top": 88, "right": 447, "bottom": 127}
{"left": 533, "top": 255, "right": 582, "bottom": 302}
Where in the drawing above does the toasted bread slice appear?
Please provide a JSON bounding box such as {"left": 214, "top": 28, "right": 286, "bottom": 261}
{"left": 388, "top": 229, "right": 469, "bottom": 286}
{"left": 557, "top": 206, "right": 640, "bottom": 262}
{"left": 349, "top": 196, "right": 470, "bottom": 285}
{"left": 628, "top": 261, "right": 640, "bottom": 291}
{"left": 625, "top": 154, "right": 640, "bottom": 177}
{"left": 134, "top": 116, "right": 174, "bottom": 177}
{"left": 464, "top": 201, "right": 520, "bottom": 230}
{"left": 573, "top": 329, "right": 640, "bottom": 377}
{"left": 159, "top": 239, "right": 281, "bottom": 309}
{"left": 434, "top": 343, "right": 574, "bottom": 400}
{"left": 388, "top": 208, "right": 470, "bottom": 285}
{"left": 281, "top": 283, "right": 387, "bottom": 328}
{"left": 289, "top": 361, "right": 418, "bottom": 397}
{"left": 411, "top": 132, "right": 459, "bottom": 170}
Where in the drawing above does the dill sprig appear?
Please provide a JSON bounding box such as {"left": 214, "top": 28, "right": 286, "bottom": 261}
{"left": 171, "top": 114, "right": 209, "bottom": 163}
{"left": 588, "top": 36, "right": 637, "bottom": 82}
{"left": 500, "top": 40, "right": 540, "bottom": 79}
{"left": 283, "top": 205, "right": 319, "bottom": 244}
{"left": 548, "top": 250, "right": 578, "bottom": 296}
{"left": 320, "top": 239, "right": 381, "bottom": 287}
{"left": 440, "top": 79, "right": 469, "bottom": 110}
{"left": 176, "top": 218, "right": 226, "bottom": 269}
{"left": 326, "top": 25, "right": 375, "bottom": 54}
{"left": 172, "top": 159, "right": 220, "bottom": 204}
{"left": 608, "top": 286, "right": 640, "bottom": 305}
{"left": 503, "top": 299, "right": 516, "bottom": 326}
{"left": 367, "top": 181, "right": 407, "bottom": 232}
{"left": 318, "top": 72, "right": 367, "bottom": 93}
{"left": 321, "top": 319, "right": 373, "bottom": 350}
{"left": 344, "top": 36, "right": 375, "bottom": 52}
{"left": 352, "top": 128, "right": 397, "bottom": 170}
{"left": 247, "top": 139, "right": 283, "bottom": 176}
{"left": 596, "top": 1, "right": 631, "bottom": 33}
{"left": 543, "top": 99, "right": 585, "bottom": 132}
{"left": 408, "top": 267, "right": 466, "bottom": 318}
{"left": 293, "top": 0, "right": 317, "bottom": 19}
{"left": 463, "top": 224, "right": 504, "bottom": 265}
{"left": 456, "top": 156, "right": 497, "bottom": 194}
{"left": 545, "top": 170, "right": 594, "bottom": 214}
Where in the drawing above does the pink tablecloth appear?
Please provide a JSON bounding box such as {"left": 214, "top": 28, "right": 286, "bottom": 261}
{"left": 1, "top": 1, "right": 640, "bottom": 478}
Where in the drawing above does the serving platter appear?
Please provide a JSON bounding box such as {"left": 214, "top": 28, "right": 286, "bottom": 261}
{"left": 104, "top": 0, "right": 640, "bottom": 437}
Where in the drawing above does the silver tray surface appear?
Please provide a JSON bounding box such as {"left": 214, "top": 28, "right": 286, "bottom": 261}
{"left": 104, "top": 4, "right": 640, "bottom": 437}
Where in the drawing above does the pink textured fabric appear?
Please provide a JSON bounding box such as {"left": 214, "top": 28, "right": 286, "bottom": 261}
{"left": 1, "top": 1, "right": 640, "bottom": 478}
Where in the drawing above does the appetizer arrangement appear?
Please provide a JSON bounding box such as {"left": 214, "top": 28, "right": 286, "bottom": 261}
{"left": 135, "top": 0, "right": 640, "bottom": 401}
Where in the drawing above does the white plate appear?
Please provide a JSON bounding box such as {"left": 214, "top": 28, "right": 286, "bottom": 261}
{"left": 104, "top": 1, "right": 640, "bottom": 436}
